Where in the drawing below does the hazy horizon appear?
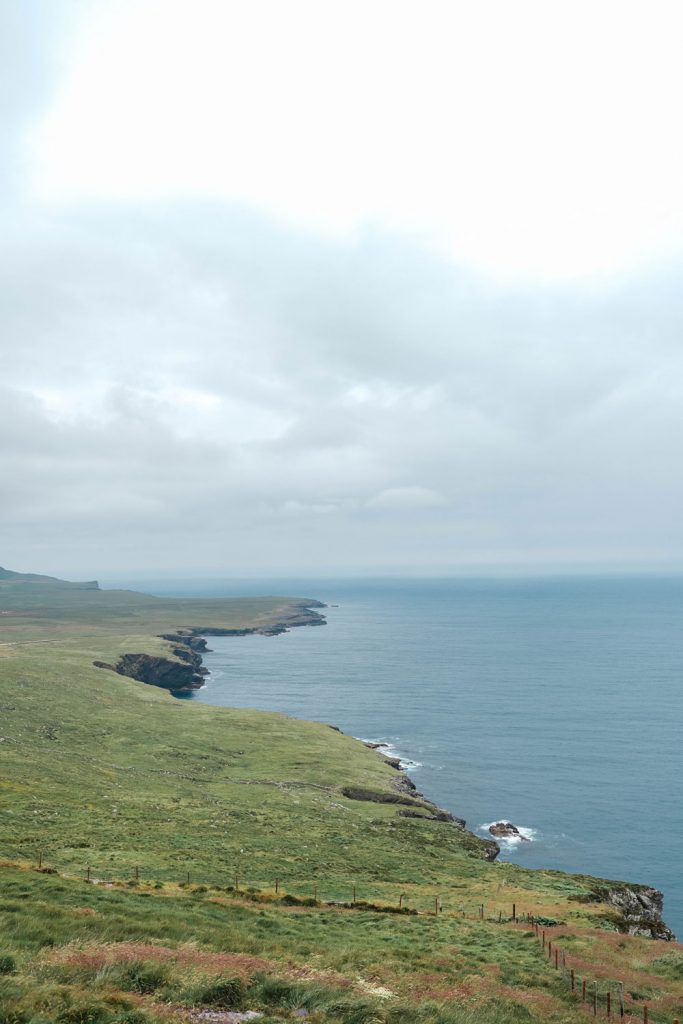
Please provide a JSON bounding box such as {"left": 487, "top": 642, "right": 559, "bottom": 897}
{"left": 4, "top": 2, "right": 683, "bottom": 576}
{"left": 11, "top": 562, "right": 683, "bottom": 588}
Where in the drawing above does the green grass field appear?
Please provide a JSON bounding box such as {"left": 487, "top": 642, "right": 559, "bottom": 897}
{"left": 1, "top": 570, "right": 682, "bottom": 1023}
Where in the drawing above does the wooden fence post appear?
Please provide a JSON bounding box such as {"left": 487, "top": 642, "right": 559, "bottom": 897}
{"left": 593, "top": 982, "right": 598, "bottom": 1017}
{"left": 607, "top": 990, "right": 611, "bottom": 1018}
{"left": 399, "top": 893, "right": 404, "bottom": 909}
{"left": 512, "top": 902, "right": 516, "bottom": 922}
{"left": 352, "top": 884, "right": 356, "bottom": 905}
{"left": 570, "top": 969, "right": 575, "bottom": 992}
{"left": 275, "top": 877, "right": 279, "bottom": 894}
{"left": 86, "top": 865, "right": 90, "bottom": 882}
{"left": 38, "top": 850, "right": 43, "bottom": 869}
{"left": 135, "top": 865, "right": 139, "bottom": 880}
{"left": 582, "top": 979, "right": 586, "bottom": 1002}
{"left": 186, "top": 871, "right": 190, "bottom": 885}
{"left": 619, "top": 982, "right": 624, "bottom": 1018}
{"left": 643, "top": 1006, "right": 648, "bottom": 1024}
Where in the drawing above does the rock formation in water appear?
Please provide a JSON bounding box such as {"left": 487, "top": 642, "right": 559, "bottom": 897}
{"left": 489, "top": 821, "right": 530, "bottom": 841}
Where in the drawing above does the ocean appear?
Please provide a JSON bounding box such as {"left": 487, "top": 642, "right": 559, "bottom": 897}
{"left": 107, "top": 575, "right": 683, "bottom": 937}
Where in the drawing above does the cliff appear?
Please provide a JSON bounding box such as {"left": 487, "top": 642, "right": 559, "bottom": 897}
{"left": 104, "top": 602, "right": 327, "bottom": 693}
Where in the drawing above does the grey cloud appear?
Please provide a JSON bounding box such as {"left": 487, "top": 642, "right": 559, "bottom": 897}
{"left": 2, "top": 10, "right": 683, "bottom": 576}
{"left": 3, "top": 197, "right": 683, "bottom": 577}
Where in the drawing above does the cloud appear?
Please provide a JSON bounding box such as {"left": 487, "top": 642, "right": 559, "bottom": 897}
{"left": 3, "top": 198, "right": 683, "bottom": 576}
{"left": 367, "top": 488, "right": 447, "bottom": 511}
{"left": 3, "top": 3, "right": 683, "bottom": 576}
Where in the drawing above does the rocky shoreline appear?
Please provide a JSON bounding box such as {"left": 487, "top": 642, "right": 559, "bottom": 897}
{"left": 357, "top": 745, "right": 675, "bottom": 938}
{"left": 94, "top": 601, "right": 675, "bottom": 941}
{"left": 94, "top": 600, "right": 326, "bottom": 692}
{"left": 354, "top": 739, "right": 501, "bottom": 862}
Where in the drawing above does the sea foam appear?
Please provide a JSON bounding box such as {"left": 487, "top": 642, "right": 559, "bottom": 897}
{"left": 479, "top": 821, "right": 538, "bottom": 845}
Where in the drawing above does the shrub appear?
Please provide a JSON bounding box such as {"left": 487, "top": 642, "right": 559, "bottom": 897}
{"left": 0, "top": 956, "right": 16, "bottom": 975}
{"left": 323, "top": 998, "right": 377, "bottom": 1024}
{"left": 196, "top": 977, "right": 246, "bottom": 1009}
{"left": 57, "top": 1004, "right": 113, "bottom": 1024}
{"left": 652, "top": 951, "right": 683, "bottom": 979}
{"left": 122, "top": 962, "right": 169, "bottom": 994}
{"left": 0, "top": 1011, "right": 29, "bottom": 1024}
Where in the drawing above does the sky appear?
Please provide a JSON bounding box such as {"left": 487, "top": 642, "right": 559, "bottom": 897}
{"left": 3, "top": 0, "right": 683, "bottom": 579}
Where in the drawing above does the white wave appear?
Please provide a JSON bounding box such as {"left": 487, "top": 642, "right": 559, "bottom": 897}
{"left": 479, "top": 820, "right": 538, "bottom": 845}
{"left": 358, "top": 739, "right": 422, "bottom": 772}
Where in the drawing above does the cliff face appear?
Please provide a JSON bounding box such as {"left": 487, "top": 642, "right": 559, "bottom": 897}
{"left": 97, "top": 602, "right": 327, "bottom": 693}
{"left": 604, "top": 885, "right": 675, "bottom": 940}
{"left": 576, "top": 884, "right": 675, "bottom": 940}
{"left": 114, "top": 652, "right": 204, "bottom": 692}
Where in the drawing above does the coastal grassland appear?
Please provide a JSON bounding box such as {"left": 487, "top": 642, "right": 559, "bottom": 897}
{"left": 1, "top": 572, "right": 682, "bottom": 1023}
{"left": 3, "top": 863, "right": 682, "bottom": 1024}
{"left": 0, "top": 573, "right": 315, "bottom": 644}
{"left": 1, "top": 864, "right": 682, "bottom": 1024}
{"left": 0, "top": 636, "right": 598, "bottom": 910}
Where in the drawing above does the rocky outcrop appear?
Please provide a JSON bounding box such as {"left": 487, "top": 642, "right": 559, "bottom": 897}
{"left": 113, "top": 653, "right": 204, "bottom": 692}
{"left": 584, "top": 884, "right": 675, "bottom": 941}
{"left": 169, "top": 643, "right": 205, "bottom": 675}
{"left": 489, "top": 821, "right": 530, "bottom": 842}
{"left": 160, "top": 632, "right": 210, "bottom": 653}
{"left": 341, "top": 785, "right": 428, "bottom": 808}
{"left": 398, "top": 808, "right": 466, "bottom": 826}
{"left": 393, "top": 773, "right": 419, "bottom": 796}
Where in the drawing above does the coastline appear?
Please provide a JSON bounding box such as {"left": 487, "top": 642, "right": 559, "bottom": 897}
{"left": 186, "top": 620, "right": 677, "bottom": 942}
{"left": 96, "top": 598, "right": 676, "bottom": 941}
{"left": 97, "top": 599, "right": 327, "bottom": 692}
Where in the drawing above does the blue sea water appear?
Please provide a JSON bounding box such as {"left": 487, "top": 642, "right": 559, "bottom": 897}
{"left": 108, "top": 575, "right": 683, "bottom": 937}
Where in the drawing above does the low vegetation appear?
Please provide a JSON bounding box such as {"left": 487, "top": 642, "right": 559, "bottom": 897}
{"left": 1, "top": 570, "right": 681, "bottom": 1022}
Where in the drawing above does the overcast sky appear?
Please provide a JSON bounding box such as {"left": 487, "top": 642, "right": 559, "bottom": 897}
{"left": 3, "top": 0, "right": 683, "bottom": 579}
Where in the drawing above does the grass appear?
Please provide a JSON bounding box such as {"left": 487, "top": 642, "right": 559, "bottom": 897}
{"left": 1, "top": 570, "right": 682, "bottom": 1022}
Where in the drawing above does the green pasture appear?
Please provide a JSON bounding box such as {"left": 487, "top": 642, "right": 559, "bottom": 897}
{"left": 1, "top": 570, "right": 681, "bottom": 1023}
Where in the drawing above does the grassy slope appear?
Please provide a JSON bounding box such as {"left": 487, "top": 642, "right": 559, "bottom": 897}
{"left": 1, "top": 572, "right": 682, "bottom": 1023}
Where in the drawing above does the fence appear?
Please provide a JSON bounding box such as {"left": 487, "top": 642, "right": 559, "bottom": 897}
{"left": 525, "top": 917, "right": 677, "bottom": 1023}
{"left": 26, "top": 853, "right": 682, "bottom": 1022}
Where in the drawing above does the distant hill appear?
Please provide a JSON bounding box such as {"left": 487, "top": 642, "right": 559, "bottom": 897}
{"left": 0, "top": 566, "right": 99, "bottom": 589}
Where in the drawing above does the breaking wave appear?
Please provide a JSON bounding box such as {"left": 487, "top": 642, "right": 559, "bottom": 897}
{"left": 478, "top": 820, "right": 538, "bottom": 845}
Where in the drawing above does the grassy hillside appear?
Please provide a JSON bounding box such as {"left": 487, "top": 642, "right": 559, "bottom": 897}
{"left": 1, "top": 571, "right": 682, "bottom": 1023}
